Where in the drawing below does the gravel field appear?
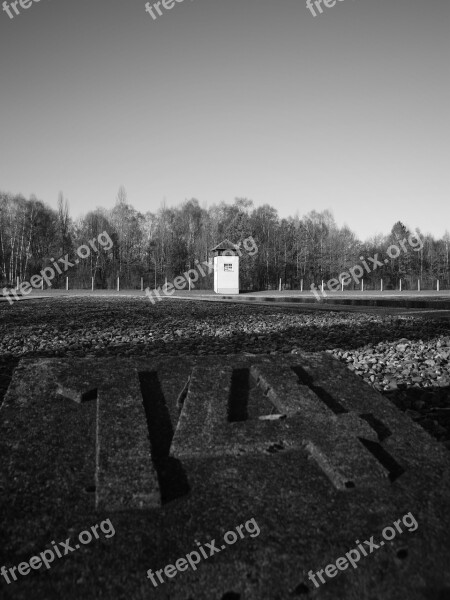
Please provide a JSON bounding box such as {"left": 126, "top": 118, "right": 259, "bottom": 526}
{"left": 1, "top": 296, "right": 449, "bottom": 449}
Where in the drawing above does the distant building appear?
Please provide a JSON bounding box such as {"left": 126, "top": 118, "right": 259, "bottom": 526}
{"left": 210, "top": 240, "right": 240, "bottom": 294}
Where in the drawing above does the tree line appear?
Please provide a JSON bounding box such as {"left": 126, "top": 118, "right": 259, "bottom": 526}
{"left": 1, "top": 186, "right": 449, "bottom": 291}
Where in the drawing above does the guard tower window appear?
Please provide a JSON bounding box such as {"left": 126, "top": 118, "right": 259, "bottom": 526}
{"left": 224, "top": 263, "right": 233, "bottom": 272}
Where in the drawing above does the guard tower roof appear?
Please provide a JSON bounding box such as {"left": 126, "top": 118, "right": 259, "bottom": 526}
{"left": 210, "top": 239, "right": 239, "bottom": 253}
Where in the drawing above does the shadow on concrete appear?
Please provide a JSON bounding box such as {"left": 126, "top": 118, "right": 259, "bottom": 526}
{"left": 138, "top": 371, "right": 190, "bottom": 504}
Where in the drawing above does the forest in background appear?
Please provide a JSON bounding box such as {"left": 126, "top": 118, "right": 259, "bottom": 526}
{"left": 1, "top": 186, "right": 449, "bottom": 291}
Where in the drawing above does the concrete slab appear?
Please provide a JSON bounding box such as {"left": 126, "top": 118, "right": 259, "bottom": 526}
{"left": 1, "top": 354, "right": 450, "bottom": 600}
{"left": 96, "top": 368, "right": 161, "bottom": 511}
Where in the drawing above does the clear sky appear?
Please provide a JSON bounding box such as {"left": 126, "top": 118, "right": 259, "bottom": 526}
{"left": 0, "top": 0, "right": 448, "bottom": 241}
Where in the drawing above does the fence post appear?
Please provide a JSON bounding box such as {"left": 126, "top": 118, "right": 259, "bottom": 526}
{"left": 279, "top": 278, "right": 282, "bottom": 292}
{"left": 361, "top": 279, "right": 364, "bottom": 292}
{"left": 380, "top": 279, "right": 383, "bottom": 292}
{"left": 321, "top": 280, "right": 324, "bottom": 293}
{"left": 141, "top": 277, "right": 143, "bottom": 292}
{"left": 92, "top": 277, "right": 94, "bottom": 291}
{"left": 418, "top": 279, "right": 420, "bottom": 292}
{"left": 66, "top": 277, "right": 69, "bottom": 291}
{"left": 437, "top": 279, "right": 440, "bottom": 292}
{"left": 300, "top": 279, "right": 303, "bottom": 292}
{"left": 16, "top": 276, "right": 19, "bottom": 289}
{"left": 117, "top": 277, "right": 120, "bottom": 292}
{"left": 41, "top": 278, "right": 44, "bottom": 291}
{"left": 399, "top": 279, "right": 402, "bottom": 292}
{"left": 189, "top": 276, "right": 191, "bottom": 292}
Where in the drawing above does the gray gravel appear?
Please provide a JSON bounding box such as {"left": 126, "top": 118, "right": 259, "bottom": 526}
{"left": 1, "top": 296, "right": 449, "bottom": 447}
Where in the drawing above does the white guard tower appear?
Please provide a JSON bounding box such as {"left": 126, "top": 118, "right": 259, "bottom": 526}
{"left": 211, "top": 240, "right": 239, "bottom": 294}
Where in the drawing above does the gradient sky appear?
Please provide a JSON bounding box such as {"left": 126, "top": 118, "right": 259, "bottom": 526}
{"left": 0, "top": 0, "right": 448, "bottom": 240}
